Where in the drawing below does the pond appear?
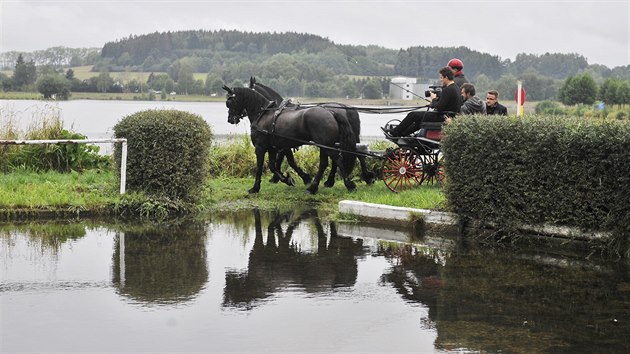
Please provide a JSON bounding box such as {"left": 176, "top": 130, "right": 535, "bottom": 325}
{"left": 0, "top": 99, "right": 407, "bottom": 140}
{"left": 1, "top": 209, "right": 628, "bottom": 353}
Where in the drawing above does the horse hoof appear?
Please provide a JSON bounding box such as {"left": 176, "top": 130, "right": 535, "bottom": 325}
{"left": 364, "top": 173, "right": 376, "bottom": 185}
{"left": 269, "top": 177, "right": 280, "bottom": 183}
{"left": 306, "top": 186, "right": 318, "bottom": 194}
{"left": 345, "top": 181, "right": 357, "bottom": 192}
{"left": 285, "top": 176, "right": 296, "bottom": 186}
{"left": 302, "top": 176, "right": 312, "bottom": 185}
{"left": 248, "top": 188, "right": 260, "bottom": 194}
{"left": 324, "top": 180, "right": 334, "bottom": 188}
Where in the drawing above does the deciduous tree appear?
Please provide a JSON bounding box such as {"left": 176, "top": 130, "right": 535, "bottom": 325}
{"left": 36, "top": 74, "right": 70, "bottom": 99}
{"left": 558, "top": 73, "right": 598, "bottom": 105}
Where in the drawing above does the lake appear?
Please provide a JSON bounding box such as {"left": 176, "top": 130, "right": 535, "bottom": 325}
{"left": 0, "top": 99, "right": 410, "bottom": 141}
{"left": 1, "top": 209, "right": 629, "bottom": 353}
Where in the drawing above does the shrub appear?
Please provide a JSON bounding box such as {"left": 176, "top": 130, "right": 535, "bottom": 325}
{"left": 442, "top": 115, "right": 630, "bottom": 255}
{"left": 113, "top": 109, "right": 213, "bottom": 201}
{"left": 8, "top": 130, "right": 110, "bottom": 172}
{"left": 535, "top": 100, "right": 565, "bottom": 115}
{"left": 1, "top": 107, "right": 109, "bottom": 172}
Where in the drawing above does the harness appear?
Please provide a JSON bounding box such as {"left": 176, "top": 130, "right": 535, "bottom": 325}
{"left": 270, "top": 98, "right": 293, "bottom": 135}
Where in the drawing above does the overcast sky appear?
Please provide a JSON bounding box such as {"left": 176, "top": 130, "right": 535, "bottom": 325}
{"left": 1, "top": 0, "right": 628, "bottom": 68}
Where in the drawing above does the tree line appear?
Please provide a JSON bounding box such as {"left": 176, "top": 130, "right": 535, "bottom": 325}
{"left": 1, "top": 30, "right": 629, "bottom": 104}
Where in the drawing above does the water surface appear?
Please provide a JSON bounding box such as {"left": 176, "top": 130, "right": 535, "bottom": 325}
{"left": 1, "top": 210, "right": 628, "bottom": 353}
{"left": 1, "top": 99, "right": 408, "bottom": 140}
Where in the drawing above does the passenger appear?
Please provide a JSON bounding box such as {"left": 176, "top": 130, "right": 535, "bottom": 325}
{"left": 383, "top": 67, "right": 462, "bottom": 137}
{"left": 460, "top": 83, "right": 486, "bottom": 115}
{"left": 486, "top": 90, "right": 508, "bottom": 115}
{"left": 447, "top": 58, "right": 469, "bottom": 88}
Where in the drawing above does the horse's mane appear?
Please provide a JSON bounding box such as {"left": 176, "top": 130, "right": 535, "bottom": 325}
{"left": 233, "top": 86, "right": 269, "bottom": 106}
{"left": 249, "top": 77, "right": 284, "bottom": 105}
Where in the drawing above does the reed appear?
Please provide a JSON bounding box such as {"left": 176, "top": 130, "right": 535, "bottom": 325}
{"left": 0, "top": 105, "right": 110, "bottom": 172}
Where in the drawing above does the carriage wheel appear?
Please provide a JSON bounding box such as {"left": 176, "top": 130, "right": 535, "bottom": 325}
{"left": 382, "top": 148, "right": 424, "bottom": 192}
{"left": 417, "top": 153, "right": 445, "bottom": 185}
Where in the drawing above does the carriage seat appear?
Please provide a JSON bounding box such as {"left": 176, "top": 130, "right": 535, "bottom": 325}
{"left": 412, "top": 111, "right": 457, "bottom": 141}
{"left": 414, "top": 121, "right": 444, "bottom": 140}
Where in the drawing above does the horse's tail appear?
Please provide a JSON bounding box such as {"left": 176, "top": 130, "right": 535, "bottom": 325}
{"left": 331, "top": 111, "right": 357, "bottom": 175}
{"left": 346, "top": 108, "right": 361, "bottom": 143}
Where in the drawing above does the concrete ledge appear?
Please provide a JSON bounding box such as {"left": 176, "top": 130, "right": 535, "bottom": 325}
{"left": 338, "top": 200, "right": 611, "bottom": 242}
{"left": 338, "top": 200, "right": 458, "bottom": 225}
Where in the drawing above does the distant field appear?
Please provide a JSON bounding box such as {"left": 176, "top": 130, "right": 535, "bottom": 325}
{"left": 1, "top": 66, "right": 208, "bottom": 84}
{"left": 71, "top": 66, "right": 154, "bottom": 81}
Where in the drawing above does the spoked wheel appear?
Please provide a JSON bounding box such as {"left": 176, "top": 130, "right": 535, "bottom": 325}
{"left": 382, "top": 148, "right": 424, "bottom": 192}
{"left": 417, "top": 153, "right": 445, "bottom": 185}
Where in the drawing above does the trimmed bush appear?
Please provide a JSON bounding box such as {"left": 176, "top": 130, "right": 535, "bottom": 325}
{"left": 441, "top": 115, "right": 630, "bottom": 252}
{"left": 113, "top": 109, "right": 213, "bottom": 201}
{"left": 534, "top": 100, "right": 565, "bottom": 115}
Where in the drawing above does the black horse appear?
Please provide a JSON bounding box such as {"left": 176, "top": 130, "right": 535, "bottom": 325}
{"left": 223, "top": 85, "right": 357, "bottom": 194}
{"left": 249, "top": 77, "right": 375, "bottom": 187}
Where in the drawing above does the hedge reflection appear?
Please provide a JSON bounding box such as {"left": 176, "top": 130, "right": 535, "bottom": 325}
{"left": 377, "top": 242, "right": 630, "bottom": 353}
{"left": 112, "top": 221, "right": 208, "bottom": 304}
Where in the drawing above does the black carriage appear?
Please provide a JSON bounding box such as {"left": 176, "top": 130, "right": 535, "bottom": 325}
{"left": 378, "top": 118, "right": 445, "bottom": 193}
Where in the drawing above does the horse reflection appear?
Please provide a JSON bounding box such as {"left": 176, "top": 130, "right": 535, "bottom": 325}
{"left": 223, "top": 209, "right": 366, "bottom": 308}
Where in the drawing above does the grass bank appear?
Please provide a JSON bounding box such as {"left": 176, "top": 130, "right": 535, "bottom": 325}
{"left": 0, "top": 170, "right": 445, "bottom": 220}
{"left": 0, "top": 170, "right": 118, "bottom": 218}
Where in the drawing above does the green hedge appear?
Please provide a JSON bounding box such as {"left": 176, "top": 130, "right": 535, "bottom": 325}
{"left": 441, "top": 115, "right": 630, "bottom": 247}
{"left": 113, "top": 109, "right": 213, "bottom": 201}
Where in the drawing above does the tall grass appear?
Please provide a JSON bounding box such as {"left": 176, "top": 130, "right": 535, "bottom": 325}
{"left": 207, "top": 135, "right": 397, "bottom": 180}
{"left": 205, "top": 135, "right": 444, "bottom": 212}
{"left": 0, "top": 105, "right": 110, "bottom": 172}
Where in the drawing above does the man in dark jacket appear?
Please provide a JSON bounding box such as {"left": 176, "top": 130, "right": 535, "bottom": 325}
{"left": 486, "top": 90, "right": 508, "bottom": 115}
{"left": 460, "top": 83, "right": 486, "bottom": 114}
{"left": 384, "top": 67, "right": 461, "bottom": 137}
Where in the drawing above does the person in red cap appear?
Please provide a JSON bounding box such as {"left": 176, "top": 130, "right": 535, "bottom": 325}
{"left": 447, "top": 58, "right": 469, "bottom": 88}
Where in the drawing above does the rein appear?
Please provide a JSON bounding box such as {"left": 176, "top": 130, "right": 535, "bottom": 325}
{"left": 285, "top": 102, "right": 429, "bottom": 114}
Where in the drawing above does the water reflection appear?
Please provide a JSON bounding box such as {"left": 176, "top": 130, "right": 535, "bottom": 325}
{"left": 223, "top": 209, "right": 367, "bottom": 308}
{"left": 111, "top": 221, "right": 208, "bottom": 304}
{"left": 378, "top": 243, "right": 445, "bottom": 320}
{"left": 1, "top": 213, "right": 628, "bottom": 353}
{"left": 375, "top": 240, "right": 630, "bottom": 353}
{"left": 0, "top": 221, "right": 87, "bottom": 253}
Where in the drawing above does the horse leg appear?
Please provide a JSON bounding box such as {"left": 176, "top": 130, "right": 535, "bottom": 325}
{"left": 250, "top": 146, "right": 267, "bottom": 193}
{"left": 268, "top": 148, "right": 295, "bottom": 187}
{"left": 335, "top": 152, "right": 357, "bottom": 192}
{"left": 269, "top": 150, "right": 285, "bottom": 183}
{"left": 358, "top": 156, "right": 375, "bottom": 185}
{"left": 284, "top": 149, "right": 311, "bottom": 185}
{"left": 324, "top": 158, "right": 337, "bottom": 188}
{"left": 306, "top": 149, "right": 329, "bottom": 194}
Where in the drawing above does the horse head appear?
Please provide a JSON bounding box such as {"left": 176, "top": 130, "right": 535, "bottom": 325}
{"left": 223, "top": 85, "right": 245, "bottom": 124}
